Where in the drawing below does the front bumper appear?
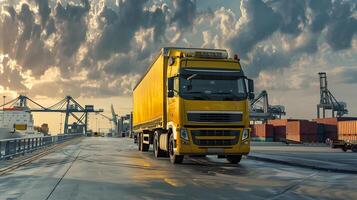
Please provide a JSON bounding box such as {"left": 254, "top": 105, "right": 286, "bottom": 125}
{"left": 175, "top": 128, "right": 250, "bottom": 155}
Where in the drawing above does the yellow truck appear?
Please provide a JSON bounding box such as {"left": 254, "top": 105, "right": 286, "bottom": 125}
{"left": 133, "top": 47, "right": 254, "bottom": 164}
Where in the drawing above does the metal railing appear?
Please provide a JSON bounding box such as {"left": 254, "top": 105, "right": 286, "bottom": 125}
{"left": 0, "top": 134, "right": 82, "bottom": 160}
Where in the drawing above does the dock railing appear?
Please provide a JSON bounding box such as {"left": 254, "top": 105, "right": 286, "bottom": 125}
{"left": 0, "top": 134, "right": 82, "bottom": 160}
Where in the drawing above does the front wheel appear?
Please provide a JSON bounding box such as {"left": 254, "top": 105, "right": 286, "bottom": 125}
{"left": 227, "top": 155, "right": 242, "bottom": 164}
{"left": 169, "top": 134, "right": 183, "bottom": 164}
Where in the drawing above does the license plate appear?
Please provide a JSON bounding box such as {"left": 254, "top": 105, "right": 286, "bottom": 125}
{"left": 207, "top": 148, "right": 224, "bottom": 154}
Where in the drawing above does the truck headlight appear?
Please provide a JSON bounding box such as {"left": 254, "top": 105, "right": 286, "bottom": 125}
{"left": 242, "top": 129, "right": 249, "bottom": 141}
{"left": 180, "top": 128, "right": 189, "bottom": 141}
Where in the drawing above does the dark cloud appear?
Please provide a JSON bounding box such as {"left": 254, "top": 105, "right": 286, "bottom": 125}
{"left": 307, "top": 0, "right": 332, "bottom": 32}
{"left": 228, "top": 0, "right": 281, "bottom": 56}
{"left": 227, "top": 0, "right": 356, "bottom": 78}
{"left": 36, "top": 0, "right": 51, "bottom": 27}
{"left": 171, "top": 0, "right": 196, "bottom": 30}
{"left": 245, "top": 46, "right": 290, "bottom": 77}
{"left": 54, "top": 0, "right": 89, "bottom": 58}
{"left": 0, "top": 57, "right": 27, "bottom": 92}
{"left": 325, "top": 1, "right": 357, "bottom": 51}
{"left": 0, "top": 6, "right": 18, "bottom": 55}
{"left": 269, "top": 0, "right": 307, "bottom": 35}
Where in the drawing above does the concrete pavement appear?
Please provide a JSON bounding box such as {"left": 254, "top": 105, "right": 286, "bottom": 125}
{"left": 0, "top": 137, "right": 356, "bottom": 200}
{"left": 250, "top": 144, "right": 357, "bottom": 173}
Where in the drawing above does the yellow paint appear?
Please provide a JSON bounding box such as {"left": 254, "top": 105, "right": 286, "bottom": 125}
{"left": 133, "top": 54, "right": 165, "bottom": 129}
{"left": 14, "top": 124, "right": 27, "bottom": 130}
{"left": 164, "top": 178, "right": 185, "bottom": 187}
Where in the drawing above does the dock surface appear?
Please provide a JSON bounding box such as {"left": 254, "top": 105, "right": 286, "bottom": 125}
{"left": 1, "top": 137, "right": 357, "bottom": 200}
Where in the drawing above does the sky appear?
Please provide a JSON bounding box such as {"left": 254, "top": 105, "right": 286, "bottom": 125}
{"left": 0, "top": 0, "right": 356, "bottom": 134}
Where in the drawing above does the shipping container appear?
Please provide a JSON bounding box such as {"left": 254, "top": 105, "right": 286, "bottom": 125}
{"left": 251, "top": 124, "right": 274, "bottom": 138}
{"left": 338, "top": 121, "right": 357, "bottom": 136}
{"left": 267, "top": 119, "right": 300, "bottom": 142}
{"left": 286, "top": 120, "right": 317, "bottom": 143}
{"left": 314, "top": 117, "right": 357, "bottom": 140}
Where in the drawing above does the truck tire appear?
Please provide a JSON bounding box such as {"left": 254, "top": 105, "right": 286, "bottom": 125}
{"left": 342, "top": 144, "right": 348, "bottom": 152}
{"left": 154, "top": 131, "right": 166, "bottom": 158}
{"left": 138, "top": 133, "right": 141, "bottom": 151}
{"left": 226, "top": 155, "right": 242, "bottom": 164}
{"left": 169, "top": 134, "right": 183, "bottom": 164}
{"left": 352, "top": 145, "right": 357, "bottom": 152}
{"left": 140, "top": 133, "right": 149, "bottom": 152}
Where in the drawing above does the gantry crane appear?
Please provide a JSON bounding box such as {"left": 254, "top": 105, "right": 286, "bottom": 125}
{"left": 249, "top": 90, "right": 286, "bottom": 122}
{"left": 0, "top": 95, "right": 103, "bottom": 134}
{"left": 97, "top": 104, "right": 118, "bottom": 136}
{"left": 317, "top": 72, "right": 348, "bottom": 118}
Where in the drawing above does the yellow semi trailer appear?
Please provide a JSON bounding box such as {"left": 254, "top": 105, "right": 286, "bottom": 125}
{"left": 133, "top": 47, "right": 254, "bottom": 164}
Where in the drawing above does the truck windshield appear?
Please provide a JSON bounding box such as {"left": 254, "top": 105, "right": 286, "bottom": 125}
{"left": 179, "top": 74, "right": 247, "bottom": 101}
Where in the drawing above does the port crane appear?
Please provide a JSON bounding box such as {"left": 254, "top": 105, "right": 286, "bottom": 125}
{"left": 249, "top": 90, "right": 286, "bottom": 122}
{"left": 0, "top": 95, "right": 103, "bottom": 134}
{"left": 97, "top": 104, "right": 118, "bottom": 136}
{"left": 317, "top": 72, "right": 348, "bottom": 118}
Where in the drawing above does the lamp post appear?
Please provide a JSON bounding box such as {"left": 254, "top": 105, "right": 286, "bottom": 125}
{"left": 2, "top": 96, "right": 5, "bottom": 125}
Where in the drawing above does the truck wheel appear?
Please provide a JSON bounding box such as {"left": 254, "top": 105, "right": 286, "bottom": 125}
{"left": 154, "top": 131, "right": 166, "bottom": 158}
{"left": 226, "top": 155, "right": 242, "bottom": 164}
{"left": 342, "top": 144, "right": 348, "bottom": 152}
{"left": 352, "top": 145, "right": 357, "bottom": 152}
{"left": 169, "top": 134, "right": 183, "bottom": 164}
{"left": 138, "top": 133, "right": 141, "bottom": 151}
{"left": 140, "top": 133, "right": 149, "bottom": 152}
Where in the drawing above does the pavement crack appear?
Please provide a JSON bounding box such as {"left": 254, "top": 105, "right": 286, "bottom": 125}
{"left": 44, "top": 148, "right": 82, "bottom": 200}
{"left": 267, "top": 172, "right": 319, "bottom": 200}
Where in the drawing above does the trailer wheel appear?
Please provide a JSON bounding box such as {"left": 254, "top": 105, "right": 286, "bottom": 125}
{"left": 138, "top": 133, "right": 141, "bottom": 151}
{"left": 226, "top": 155, "right": 242, "bottom": 164}
{"left": 169, "top": 134, "right": 183, "bottom": 164}
{"left": 154, "top": 131, "right": 166, "bottom": 158}
{"left": 140, "top": 133, "right": 149, "bottom": 152}
{"left": 352, "top": 145, "right": 357, "bottom": 152}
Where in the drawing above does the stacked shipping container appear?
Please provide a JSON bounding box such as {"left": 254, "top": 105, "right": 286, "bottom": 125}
{"left": 251, "top": 118, "right": 357, "bottom": 143}
{"left": 251, "top": 124, "right": 274, "bottom": 142}
{"left": 286, "top": 120, "right": 317, "bottom": 143}
{"left": 338, "top": 121, "right": 357, "bottom": 141}
{"left": 314, "top": 117, "right": 357, "bottom": 141}
{"left": 267, "top": 119, "right": 298, "bottom": 142}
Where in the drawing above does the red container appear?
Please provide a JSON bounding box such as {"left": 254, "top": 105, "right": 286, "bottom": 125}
{"left": 286, "top": 120, "right": 317, "bottom": 143}
{"left": 252, "top": 124, "right": 274, "bottom": 138}
{"left": 267, "top": 119, "right": 300, "bottom": 142}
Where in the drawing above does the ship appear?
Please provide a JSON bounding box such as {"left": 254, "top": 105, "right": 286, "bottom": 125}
{"left": 0, "top": 106, "right": 43, "bottom": 140}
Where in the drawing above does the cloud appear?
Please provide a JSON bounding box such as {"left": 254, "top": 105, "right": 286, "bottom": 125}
{"left": 228, "top": 0, "right": 281, "bottom": 56}
{"left": 171, "top": 0, "right": 196, "bottom": 30}
{"left": 0, "top": 0, "right": 356, "bottom": 101}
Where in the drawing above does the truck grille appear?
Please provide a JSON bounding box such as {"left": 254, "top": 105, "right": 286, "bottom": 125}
{"left": 187, "top": 112, "right": 242, "bottom": 123}
{"left": 191, "top": 130, "right": 240, "bottom": 146}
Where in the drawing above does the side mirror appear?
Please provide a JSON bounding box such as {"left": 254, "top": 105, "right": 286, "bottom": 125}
{"left": 248, "top": 79, "right": 254, "bottom": 93}
{"left": 247, "top": 79, "right": 255, "bottom": 100}
{"left": 168, "top": 77, "right": 174, "bottom": 98}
